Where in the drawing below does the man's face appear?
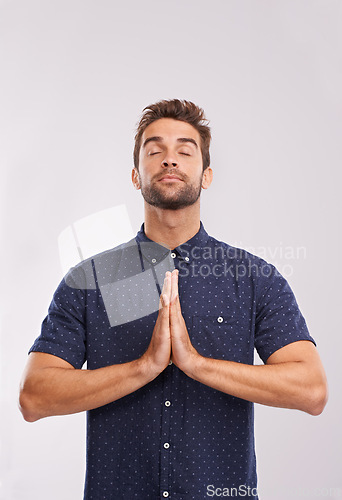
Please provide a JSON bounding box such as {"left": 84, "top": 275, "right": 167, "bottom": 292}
{"left": 132, "top": 118, "right": 210, "bottom": 210}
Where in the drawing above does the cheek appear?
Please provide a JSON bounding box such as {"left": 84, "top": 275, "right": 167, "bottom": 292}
{"left": 188, "top": 154, "right": 203, "bottom": 169}
{"left": 137, "top": 166, "right": 155, "bottom": 186}
{"left": 188, "top": 162, "right": 204, "bottom": 180}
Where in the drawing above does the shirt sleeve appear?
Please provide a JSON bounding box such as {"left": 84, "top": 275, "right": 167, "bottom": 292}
{"left": 254, "top": 263, "right": 316, "bottom": 364}
{"left": 29, "top": 272, "right": 87, "bottom": 369}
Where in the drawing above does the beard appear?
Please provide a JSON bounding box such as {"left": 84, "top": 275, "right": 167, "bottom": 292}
{"left": 139, "top": 171, "right": 203, "bottom": 210}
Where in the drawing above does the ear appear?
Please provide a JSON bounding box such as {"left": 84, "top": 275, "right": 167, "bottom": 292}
{"left": 201, "top": 166, "right": 213, "bottom": 189}
{"left": 132, "top": 168, "right": 141, "bottom": 190}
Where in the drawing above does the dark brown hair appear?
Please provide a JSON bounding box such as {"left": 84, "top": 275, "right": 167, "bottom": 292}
{"left": 133, "top": 99, "right": 211, "bottom": 171}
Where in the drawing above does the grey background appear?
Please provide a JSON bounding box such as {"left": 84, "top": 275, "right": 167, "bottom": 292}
{"left": 1, "top": 1, "right": 341, "bottom": 499}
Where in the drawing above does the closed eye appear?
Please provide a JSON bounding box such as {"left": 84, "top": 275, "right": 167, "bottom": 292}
{"left": 149, "top": 151, "right": 161, "bottom": 156}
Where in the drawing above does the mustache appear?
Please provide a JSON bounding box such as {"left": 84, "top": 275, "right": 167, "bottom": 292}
{"left": 154, "top": 169, "right": 187, "bottom": 182}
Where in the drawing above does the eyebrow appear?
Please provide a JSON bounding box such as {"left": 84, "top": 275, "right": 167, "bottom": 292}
{"left": 142, "top": 136, "right": 199, "bottom": 149}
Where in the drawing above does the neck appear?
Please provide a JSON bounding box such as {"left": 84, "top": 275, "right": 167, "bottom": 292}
{"left": 143, "top": 201, "right": 201, "bottom": 249}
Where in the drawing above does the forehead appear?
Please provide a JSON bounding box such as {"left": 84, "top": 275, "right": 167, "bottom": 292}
{"left": 141, "top": 118, "right": 201, "bottom": 145}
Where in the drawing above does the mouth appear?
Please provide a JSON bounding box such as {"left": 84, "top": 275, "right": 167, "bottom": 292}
{"left": 158, "top": 175, "right": 183, "bottom": 182}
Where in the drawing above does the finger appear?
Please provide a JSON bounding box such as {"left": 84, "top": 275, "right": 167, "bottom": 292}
{"left": 157, "top": 289, "right": 171, "bottom": 331}
{"left": 159, "top": 272, "right": 171, "bottom": 309}
{"left": 170, "top": 271, "right": 182, "bottom": 317}
{"left": 163, "top": 271, "right": 172, "bottom": 300}
{"left": 170, "top": 269, "right": 179, "bottom": 304}
{"left": 158, "top": 295, "right": 171, "bottom": 333}
{"left": 170, "top": 272, "right": 184, "bottom": 327}
{"left": 160, "top": 293, "right": 168, "bottom": 308}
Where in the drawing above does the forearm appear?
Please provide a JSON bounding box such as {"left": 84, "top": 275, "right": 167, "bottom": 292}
{"left": 185, "top": 355, "right": 326, "bottom": 415}
{"left": 20, "top": 282, "right": 173, "bottom": 423}
{"left": 19, "top": 358, "right": 155, "bottom": 422}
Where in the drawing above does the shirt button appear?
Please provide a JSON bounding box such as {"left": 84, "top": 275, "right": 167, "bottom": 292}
{"left": 163, "top": 492, "right": 169, "bottom": 498}
{"left": 151, "top": 258, "right": 157, "bottom": 264}
{"left": 217, "top": 316, "right": 224, "bottom": 323}
{"left": 163, "top": 442, "right": 170, "bottom": 449}
{"left": 165, "top": 400, "right": 171, "bottom": 407}
{"left": 184, "top": 256, "right": 190, "bottom": 262}
{"left": 171, "top": 252, "right": 176, "bottom": 259}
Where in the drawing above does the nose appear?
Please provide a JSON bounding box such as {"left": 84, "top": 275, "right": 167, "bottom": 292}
{"left": 162, "top": 159, "right": 178, "bottom": 167}
{"left": 161, "top": 151, "right": 178, "bottom": 168}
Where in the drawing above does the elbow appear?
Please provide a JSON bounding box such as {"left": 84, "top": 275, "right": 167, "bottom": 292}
{"left": 304, "top": 380, "right": 329, "bottom": 416}
{"left": 18, "top": 387, "right": 42, "bottom": 423}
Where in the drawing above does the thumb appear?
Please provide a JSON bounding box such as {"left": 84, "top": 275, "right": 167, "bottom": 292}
{"left": 160, "top": 293, "right": 169, "bottom": 308}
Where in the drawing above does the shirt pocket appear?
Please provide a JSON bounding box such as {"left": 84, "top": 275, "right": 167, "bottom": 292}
{"left": 191, "top": 314, "right": 253, "bottom": 363}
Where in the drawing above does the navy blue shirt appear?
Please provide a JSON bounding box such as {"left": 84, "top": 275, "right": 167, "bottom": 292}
{"left": 29, "top": 222, "right": 315, "bottom": 499}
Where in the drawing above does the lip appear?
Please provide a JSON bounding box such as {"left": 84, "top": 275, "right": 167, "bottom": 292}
{"left": 159, "top": 175, "right": 183, "bottom": 182}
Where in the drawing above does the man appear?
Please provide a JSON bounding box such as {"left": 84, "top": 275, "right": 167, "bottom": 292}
{"left": 19, "top": 99, "right": 328, "bottom": 499}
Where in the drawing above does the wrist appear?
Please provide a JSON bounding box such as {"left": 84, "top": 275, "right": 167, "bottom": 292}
{"left": 181, "top": 350, "right": 206, "bottom": 380}
{"left": 136, "top": 353, "right": 165, "bottom": 382}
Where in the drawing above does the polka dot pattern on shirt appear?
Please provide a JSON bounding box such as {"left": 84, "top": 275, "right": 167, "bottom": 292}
{"left": 29, "top": 222, "right": 315, "bottom": 499}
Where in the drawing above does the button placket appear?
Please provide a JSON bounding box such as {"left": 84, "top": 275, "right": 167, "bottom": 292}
{"left": 159, "top": 365, "right": 173, "bottom": 498}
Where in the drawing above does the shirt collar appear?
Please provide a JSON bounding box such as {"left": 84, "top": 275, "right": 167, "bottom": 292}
{"left": 135, "top": 221, "right": 210, "bottom": 264}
